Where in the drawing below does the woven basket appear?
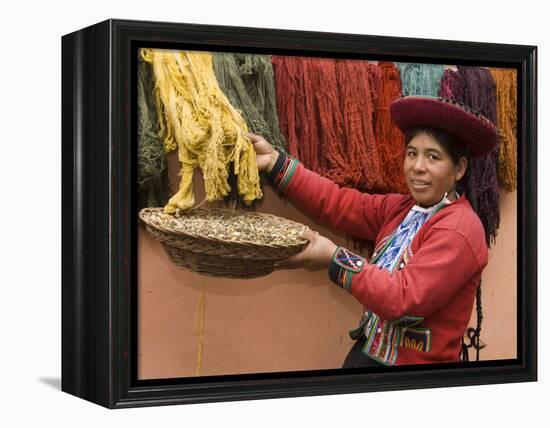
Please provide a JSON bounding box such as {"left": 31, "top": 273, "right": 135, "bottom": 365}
{"left": 139, "top": 207, "right": 309, "bottom": 279}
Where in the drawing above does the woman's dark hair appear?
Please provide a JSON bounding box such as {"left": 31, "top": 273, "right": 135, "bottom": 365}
{"left": 404, "top": 126, "right": 468, "bottom": 166}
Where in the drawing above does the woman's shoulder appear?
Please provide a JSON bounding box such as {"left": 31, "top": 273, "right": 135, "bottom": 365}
{"left": 429, "top": 196, "right": 488, "bottom": 259}
{"left": 433, "top": 197, "right": 483, "bottom": 230}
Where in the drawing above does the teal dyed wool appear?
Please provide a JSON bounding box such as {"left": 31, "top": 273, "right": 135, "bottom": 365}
{"left": 396, "top": 63, "right": 445, "bottom": 96}
{"left": 212, "top": 53, "right": 286, "bottom": 151}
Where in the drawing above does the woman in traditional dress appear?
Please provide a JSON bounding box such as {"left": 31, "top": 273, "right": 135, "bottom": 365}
{"left": 248, "top": 95, "right": 499, "bottom": 366}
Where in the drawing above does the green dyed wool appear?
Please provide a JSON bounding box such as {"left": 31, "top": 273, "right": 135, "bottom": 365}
{"left": 212, "top": 53, "right": 286, "bottom": 151}
{"left": 137, "top": 55, "right": 170, "bottom": 209}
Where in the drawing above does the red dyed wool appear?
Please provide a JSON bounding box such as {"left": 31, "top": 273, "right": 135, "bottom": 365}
{"left": 372, "top": 62, "right": 409, "bottom": 194}
{"left": 272, "top": 55, "right": 384, "bottom": 191}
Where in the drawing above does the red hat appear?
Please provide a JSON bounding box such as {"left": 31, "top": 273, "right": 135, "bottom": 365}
{"left": 389, "top": 95, "right": 499, "bottom": 158}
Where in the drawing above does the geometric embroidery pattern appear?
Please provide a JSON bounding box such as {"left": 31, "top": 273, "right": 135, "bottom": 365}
{"left": 374, "top": 207, "right": 430, "bottom": 273}
{"left": 329, "top": 247, "right": 366, "bottom": 292}
{"left": 333, "top": 247, "right": 365, "bottom": 273}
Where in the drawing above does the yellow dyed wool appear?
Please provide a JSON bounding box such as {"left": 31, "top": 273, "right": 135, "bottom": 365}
{"left": 141, "top": 48, "right": 263, "bottom": 213}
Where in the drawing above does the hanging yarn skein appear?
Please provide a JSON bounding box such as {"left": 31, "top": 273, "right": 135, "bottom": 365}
{"left": 304, "top": 57, "right": 352, "bottom": 185}
{"left": 212, "top": 53, "right": 286, "bottom": 151}
{"left": 439, "top": 66, "right": 500, "bottom": 246}
{"left": 272, "top": 56, "right": 384, "bottom": 191}
{"left": 142, "top": 48, "right": 263, "bottom": 213}
{"left": 396, "top": 62, "right": 445, "bottom": 97}
{"left": 489, "top": 68, "right": 517, "bottom": 192}
{"left": 272, "top": 56, "right": 337, "bottom": 177}
{"left": 372, "top": 62, "right": 408, "bottom": 194}
{"left": 271, "top": 55, "right": 304, "bottom": 164}
{"left": 137, "top": 53, "right": 170, "bottom": 209}
{"left": 335, "top": 59, "right": 385, "bottom": 191}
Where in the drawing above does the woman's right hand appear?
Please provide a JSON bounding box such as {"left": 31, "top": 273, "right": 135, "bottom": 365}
{"left": 246, "top": 132, "right": 279, "bottom": 173}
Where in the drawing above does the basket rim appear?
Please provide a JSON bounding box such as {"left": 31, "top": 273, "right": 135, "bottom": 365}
{"left": 138, "top": 207, "right": 309, "bottom": 250}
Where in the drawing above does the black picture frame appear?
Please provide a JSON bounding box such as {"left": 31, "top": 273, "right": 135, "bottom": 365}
{"left": 61, "top": 18, "right": 537, "bottom": 409}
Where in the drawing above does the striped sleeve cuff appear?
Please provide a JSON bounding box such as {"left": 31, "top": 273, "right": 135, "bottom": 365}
{"left": 265, "top": 151, "right": 299, "bottom": 192}
{"left": 328, "top": 247, "right": 366, "bottom": 293}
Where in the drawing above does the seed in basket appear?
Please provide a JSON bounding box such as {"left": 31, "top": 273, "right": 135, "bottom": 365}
{"left": 141, "top": 208, "right": 307, "bottom": 246}
{"left": 139, "top": 208, "right": 309, "bottom": 278}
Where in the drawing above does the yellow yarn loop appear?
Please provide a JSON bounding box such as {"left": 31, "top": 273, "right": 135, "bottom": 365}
{"left": 141, "top": 48, "right": 263, "bottom": 213}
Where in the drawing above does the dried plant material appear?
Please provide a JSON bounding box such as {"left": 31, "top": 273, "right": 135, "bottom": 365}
{"left": 139, "top": 208, "right": 309, "bottom": 278}
{"left": 141, "top": 209, "right": 308, "bottom": 246}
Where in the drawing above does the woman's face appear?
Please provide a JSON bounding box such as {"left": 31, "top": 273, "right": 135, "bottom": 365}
{"left": 403, "top": 132, "right": 467, "bottom": 207}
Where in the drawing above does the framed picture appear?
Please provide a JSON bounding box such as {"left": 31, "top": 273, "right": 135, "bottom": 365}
{"left": 61, "top": 18, "right": 537, "bottom": 408}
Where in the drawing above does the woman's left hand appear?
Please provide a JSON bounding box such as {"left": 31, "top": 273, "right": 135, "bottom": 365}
{"left": 276, "top": 228, "right": 338, "bottom": 271}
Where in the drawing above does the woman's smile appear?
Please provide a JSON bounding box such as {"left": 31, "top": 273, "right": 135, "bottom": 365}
{"left": 409, "top": 178, "right": 431, "bottom": 190}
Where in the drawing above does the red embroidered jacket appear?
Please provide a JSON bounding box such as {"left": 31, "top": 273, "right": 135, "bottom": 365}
{"left": 267, "top": 153, "right": 488, "bottom": 365}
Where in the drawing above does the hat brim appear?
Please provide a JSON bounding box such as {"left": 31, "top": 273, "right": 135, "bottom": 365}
{"left": 389, "top": 96, "right": 498, "bottom": 158}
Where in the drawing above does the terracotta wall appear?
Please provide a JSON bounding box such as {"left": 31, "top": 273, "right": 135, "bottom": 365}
{"left": 138, "top": 164, "right": 517, "bottom": 379}
{"left": 475, "top": 189, "right": 517, "bottom": 360}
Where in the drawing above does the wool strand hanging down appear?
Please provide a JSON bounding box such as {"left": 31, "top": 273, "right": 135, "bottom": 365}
{"left": 439, "top": 66, "right": 500, "bottom": 246}
{"left": 142, "top": 48, "right": 262, "bottom": 213}
{"left": 212, "top": 52, "right": 286, "bottom": 151}
{"left": 396, "top": 62, "right": 445, "bottom": 97}
{"left": 335, "top": 59, "right": 385, "bottom": 191}
{"left": 306, "top": 57, "right": 352, "bottom": 184}
{"left": 272, "top": 56, "right": 336, "bottom": 177}
{"left": 272, "top": 55, "right": 384, "bottom": 191}
{"left": 271, "top": 56, "right": 303, "bottom": 164}
{"left": 489, "top": 68, "right": 517, "bottom": 192}
{"left": 372, "top": 62, "right": 408, "bottom": 194}
{"left": 137, "top": 52, "right": 170, "bottom": 209}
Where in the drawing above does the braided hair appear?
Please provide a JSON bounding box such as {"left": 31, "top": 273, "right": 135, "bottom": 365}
{"left": 460, "top": 283, "right": 485, "bottom": 361}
